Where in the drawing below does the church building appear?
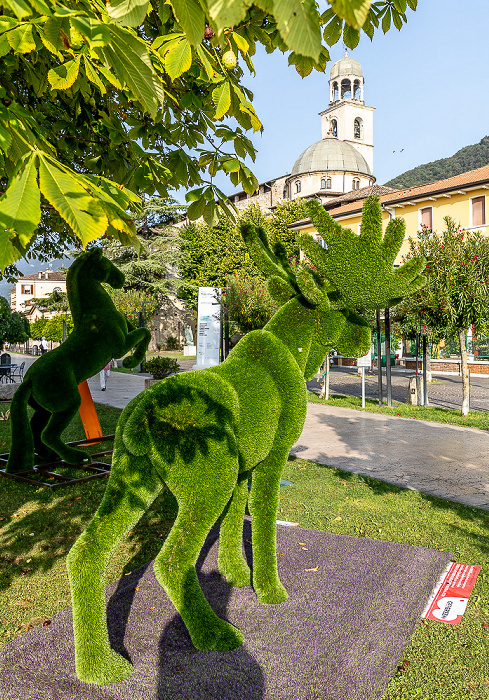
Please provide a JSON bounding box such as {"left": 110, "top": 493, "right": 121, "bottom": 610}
{"left": 230, "top": 53, "right": 377, "bottom": 211}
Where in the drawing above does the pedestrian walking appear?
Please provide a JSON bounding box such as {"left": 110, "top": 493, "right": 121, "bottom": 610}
{"left": 40, "top": 337, "right": 48, "bottom": 355}
{"left": 99, "top": 362, "right": 111, "bottom": 391}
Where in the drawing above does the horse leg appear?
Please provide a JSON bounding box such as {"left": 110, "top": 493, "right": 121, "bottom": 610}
{"left": 248, "top": 445, "right": 290, "bottom": 605}
{"left": 5, "top": 381, "right": 35, "bottom": 473}
{"left": 41, "top": 401, "right": 91, "bottom": 465}
{"left": 121, "top": 328, "right": 151, "bottom": 368}
{"left": 153, "top": 445, "right": 244, "bottom": 652}
{"left": 67, "top": 450, "right": 163, "bottom": 685}
{"left": 217, "top": 473, "right": 252, "bottom": 587}
{"left": 29, "top": 405, "right": 57, "bottom": 461}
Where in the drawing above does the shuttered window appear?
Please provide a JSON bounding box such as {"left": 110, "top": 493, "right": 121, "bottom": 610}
{"left": 471, "top": 196, "right": 486, "bottom": 227}
{"left": 420, "top": 207, "right": 432, "bottom": 230}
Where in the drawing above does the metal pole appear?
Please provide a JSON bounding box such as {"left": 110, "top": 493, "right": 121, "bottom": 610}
{"left": 376, "top": 310, "right": 383, "bottom": 405}
{"left": 422, "top": 334, "right": 428, "bottom": 407}
{"left": 219, "top": 301, "right": 224, "bottom": 363}
{"left": 224, "top": 304, "right": 230, "bottom": 359}
{"left": 138, "top": 305, "right": 146, "bottom": 372}
{"left": 385, "top": 308, "right": 392, "bottom": 407}
{"left": 361, "top": 366, "right": 366, "bottom": 407}
{"left": 415, "top": 332, "right": 420, "bottom": 375}
{"left": 468, "top": 368, "right": 470, "bottom": 412}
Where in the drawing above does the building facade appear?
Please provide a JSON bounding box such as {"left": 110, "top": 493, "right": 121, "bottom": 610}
{"left": 11, "top": 269, "right": 67, "bottom": 322}
{"left": 230, "top": 53, "right": 376, "bottom": 212}
{"left": 289, "top": 165, "right": 489, "bottom": 264}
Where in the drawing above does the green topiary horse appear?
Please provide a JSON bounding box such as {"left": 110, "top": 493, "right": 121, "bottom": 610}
{"left": 6, "top": 248, "right": 151, "bottom": 473}
{"left": 67, "top": 197, "right": 426, "bottom": 685}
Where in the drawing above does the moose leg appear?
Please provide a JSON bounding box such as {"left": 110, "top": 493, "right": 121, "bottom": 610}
{"left": 67, "top": 452, "right": 163, "bottom": 685}
{"left": 153, "top": 448, "right": 244, "bottom": 652}
{"left": 218, "top": 473, "right": 252, "bottom": 587}
{"left": 248, "top": 448, "right": 289, "bottom": 605}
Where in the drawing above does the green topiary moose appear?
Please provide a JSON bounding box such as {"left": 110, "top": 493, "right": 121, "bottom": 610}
{"left": 6, "top": 248, "right": 151, "bottom": 473}
{"left": 67, "top": 196, "right": 425, "bottom": 685}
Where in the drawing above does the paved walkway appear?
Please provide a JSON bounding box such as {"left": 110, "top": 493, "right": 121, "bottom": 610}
{"left": 292, "top": 403, "right": 489, "bottom": 510}
{"left": 5, "top": 353, "right": 489, "bottom": 510}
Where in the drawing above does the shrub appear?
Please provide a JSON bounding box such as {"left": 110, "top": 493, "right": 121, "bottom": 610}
{"left": 143, "top": 356, "right": 180, "bottom": 379}
{"left": 166, "top": 335, "right": 179, "bottom": 350}
{"left": 43, "top": 314, "right": 74, "bottom": 343}
{"left": 30, "top": 317, "right": 48, "bottom": 340}
{"left": 224, "top": 273, "right": 278, "bottom": 334}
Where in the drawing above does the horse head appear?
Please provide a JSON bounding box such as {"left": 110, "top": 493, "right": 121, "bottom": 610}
{"left": 85, "top": 248, "right": 125, "bottom": 289}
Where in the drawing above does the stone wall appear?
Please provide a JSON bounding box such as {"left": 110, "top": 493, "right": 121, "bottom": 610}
{"left": 405, "top": 359, "right": 489, "bottom": 374}
{"left": 150, "top": 297, "right": 194, "bottom": 351}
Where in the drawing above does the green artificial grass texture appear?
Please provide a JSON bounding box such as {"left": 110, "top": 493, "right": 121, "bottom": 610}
{"left": 2, "top": 203, "right": 432, "bottom": 686}
{"left": 307, "top": 391, "right": 489, "bottom": 431}
{"left": 6, "top": 249, "right": 151, "bottom": 474}
{"left": 0, "top": 403, "right": 488, "bottom": 697}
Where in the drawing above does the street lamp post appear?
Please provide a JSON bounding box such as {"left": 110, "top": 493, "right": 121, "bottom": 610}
{"left": 139, "top": 302, "right": 147, "bottom": 373}
{"left": 385, "top": 307, "right": 392, "bottom": 407}
{"left": 376, "top": 310, "right": 383, "bottom": 405}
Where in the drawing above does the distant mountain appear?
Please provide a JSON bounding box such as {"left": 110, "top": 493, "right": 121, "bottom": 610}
{"left": 384, "top": 136, "right": 489, "bottom": 190}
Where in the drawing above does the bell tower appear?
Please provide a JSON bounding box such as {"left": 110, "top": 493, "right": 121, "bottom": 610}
{"left": 319, "top": 52, "right": 374, "bottom": 175}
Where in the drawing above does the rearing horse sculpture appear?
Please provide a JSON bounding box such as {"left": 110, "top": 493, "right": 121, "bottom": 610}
{"left": 67, "top": 197, "right": 425, "bottom": 685}
{"left": 6, "top": 248, "right": 151, "bottom": 472}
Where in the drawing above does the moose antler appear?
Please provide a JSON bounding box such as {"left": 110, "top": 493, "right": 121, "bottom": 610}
{"left": 240, "top": 222, "right": 333, "bottom": 310}
{"left": 300, "top": 196, "right": 426, "bottom": 309}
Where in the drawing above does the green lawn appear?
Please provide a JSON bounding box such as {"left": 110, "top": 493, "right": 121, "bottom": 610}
{"left": 0, "top": 402, "right": 488, "bottom": 698}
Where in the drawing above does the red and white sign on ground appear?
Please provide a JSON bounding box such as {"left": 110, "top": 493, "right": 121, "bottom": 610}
{"left": 422, "top": 562, "right": 481, "bottom": 624}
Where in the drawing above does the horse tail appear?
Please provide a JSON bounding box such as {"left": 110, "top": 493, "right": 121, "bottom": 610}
{"left": 5, "top": 379, "right": 34, "bottom": 474}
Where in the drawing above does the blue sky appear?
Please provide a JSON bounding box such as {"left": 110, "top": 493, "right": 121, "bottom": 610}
{"left": 202, "top": 0, "right": 489, "bottom": 197}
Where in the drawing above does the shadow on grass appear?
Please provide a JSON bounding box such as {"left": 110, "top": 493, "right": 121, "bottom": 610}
{"left": 288, "top": 456, "right": 489, "bottom": 556}
{"left": 0, "top": 402, "right": 179, "bottom": 599}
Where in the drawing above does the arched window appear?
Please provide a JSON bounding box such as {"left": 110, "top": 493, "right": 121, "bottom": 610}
{"left": 295, "top": 180, "right": 301, "bottom": 194}
{"left": 354, "top": 118, "right": 363, "bottom": 139}
{"left": 331, "top": 119, "right": 338, "bottom": 138}
{"left": 341, "top": 79, "right": 351, "bottom": 99}
{"left": 333, "top": 81, "right": 338, "bottom": 101}
{"left": 326, "top": 178, "right": 332, "bottom": 189}
{"left": 320, "top": 178, "right": 326, "bottom": 189}
{"left": 353, "top": 80, "right": 361, "bottom": 99}
{"left": 352, "top": 178, "right": 360, "bottom": 191}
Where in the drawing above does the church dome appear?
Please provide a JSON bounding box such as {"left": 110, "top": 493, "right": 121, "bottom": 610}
{"left": 291, "top": 138, "right": 372, "bottom": 177}
{"left": 330, "top": 56, "right": 362, "bottom": 80}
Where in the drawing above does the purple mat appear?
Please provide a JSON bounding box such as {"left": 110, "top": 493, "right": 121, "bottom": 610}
{"left": 0, "top": 522, "right": 451, "bottom": 700}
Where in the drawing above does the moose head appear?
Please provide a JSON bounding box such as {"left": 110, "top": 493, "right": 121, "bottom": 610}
{"left": 240, "top": 196, "right": 426, "bottom": 379}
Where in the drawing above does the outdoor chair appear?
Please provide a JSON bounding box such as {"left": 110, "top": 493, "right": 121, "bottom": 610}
{"left": 0, "top": 353, "right": 11, "bottom": 365}
{"left": 10, "top": 361, "right": 25, "bottom": 382}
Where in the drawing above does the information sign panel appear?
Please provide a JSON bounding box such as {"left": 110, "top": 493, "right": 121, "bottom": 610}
{"left": 194, "top": 287, "right": 221, "bottom": 369}
{"left": 357, "top": 349, "right": 372, "bottom": 367}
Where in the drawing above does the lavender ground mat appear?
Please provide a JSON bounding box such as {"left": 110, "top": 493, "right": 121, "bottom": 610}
{"left": 0, "top": 521, "right": 451, "bottom": 700}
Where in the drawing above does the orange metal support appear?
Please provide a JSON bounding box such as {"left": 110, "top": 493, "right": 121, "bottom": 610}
{"left": 78, "top": 380, "right": 103, "bottom": 440}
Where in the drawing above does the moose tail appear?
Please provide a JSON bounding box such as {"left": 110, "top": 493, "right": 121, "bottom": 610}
{"left": 5, "top": 380, "right": 35, "bottom": 473}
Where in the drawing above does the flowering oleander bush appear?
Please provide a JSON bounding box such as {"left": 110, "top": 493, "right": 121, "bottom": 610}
{"left": 224, "top": 273, "right": 279, "bottom": 334}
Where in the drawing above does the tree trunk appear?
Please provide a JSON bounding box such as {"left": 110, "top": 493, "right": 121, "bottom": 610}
{"left": 458, "top": 328, "right": 470, "bottom": 416}
{"left": 319, "top": 354, "right": 330, "bottom": 400}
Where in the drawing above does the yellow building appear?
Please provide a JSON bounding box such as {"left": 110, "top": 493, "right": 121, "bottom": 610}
{"left": 289, "top": 164, "right": 489, "bottom": 263}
